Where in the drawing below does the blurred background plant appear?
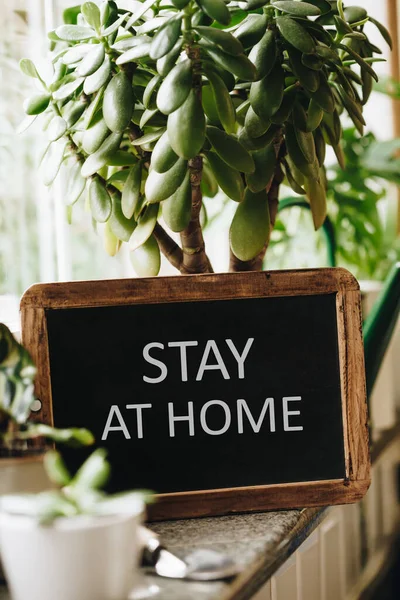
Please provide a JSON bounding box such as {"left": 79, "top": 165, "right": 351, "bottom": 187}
{"left": 266, "top": 126, "right": 400, "bottom": 280}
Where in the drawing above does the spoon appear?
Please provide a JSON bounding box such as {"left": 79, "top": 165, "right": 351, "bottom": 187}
{"left": 139, "top": 526, "right": 241, "bottom": 581}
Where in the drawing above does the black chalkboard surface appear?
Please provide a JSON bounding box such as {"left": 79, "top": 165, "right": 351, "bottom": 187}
{"left": 21, "top": 269, "right": 370, "bottom": 519}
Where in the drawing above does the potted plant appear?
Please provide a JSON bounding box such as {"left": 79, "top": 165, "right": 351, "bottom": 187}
{"left": 20, "top": 0, "right": 391, "bottom": 276}
{"left": 0, "top": 447, "right": 151, "bottom": 600}
{"left": 0, "top": 322, "right": 94, "bottom": 495}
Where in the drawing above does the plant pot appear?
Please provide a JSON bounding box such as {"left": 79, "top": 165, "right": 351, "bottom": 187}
{"left": 0, "top": 507, "right": 143, "bottom": 600}
{"left": 0, "top": 452, "right": 51, "bottom": 583}
{"left": 0, "top": 453, "right": 50, "bottom": 496}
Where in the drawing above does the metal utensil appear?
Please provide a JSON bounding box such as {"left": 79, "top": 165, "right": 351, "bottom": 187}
{"left": 139, "top": 526, "right": 240, "bottom": 581}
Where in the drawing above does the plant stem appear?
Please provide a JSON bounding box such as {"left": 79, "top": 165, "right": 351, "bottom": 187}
{"left": 153, "top": 223, "right": 183, "bottom": 270}
{"left": 178, "top": 42, "right": 213, "bottom": 274}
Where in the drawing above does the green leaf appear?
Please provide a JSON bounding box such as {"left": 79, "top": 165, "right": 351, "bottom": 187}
{"left": 89, "top": 177, "right": 112, "bottom": 222}
{"left": 143, "top": 74, "right": 161, "bottom": 109}
{"left": 249, "top": 62, "right": 285, "bottom": 122}
{"left": 245, "top": 106, "right": 270, "bottom": 138}
{"left": 343, "top": 6, "right": 367, "bottom": 24}
{"left": 124, "top": 0, "right": 156, "bottom": 29}
{"left": 295, "top": 127, "right": 317, "bottom": 164}
{"left": 230, "top": 188, "right": 270, "bottom": 261}
{"left": 206, "top": 126, "right": 255, "bottom": 174}
{"left": 130, "top": 128, "right": 166, "bottom": 146}
{"left": 41, "top": 141, "right": 67, "bottom": 186}
{"left": 151, "top": 131, "right": 179, "bottom": 173}
{"left": 116, "top": 43, "right": 151, "bottom": 65}
{"left": 23, "top": 93, "right": 50, "bottom": 116}
{"left": 157, "top": 60, "right": 192, "bottom": 115}
{"left": 369, "top": 17, "right": 393, "bottom": 50}
{"left": 71, "top": 448, "right": 110, "bottom": 491}
{"left": 82, "top": 2, "right": 101, "bottom": 31}
{"left": 81, "top": 132, "right": 122, "bottom": 177}
{"left": 47, "top": 116, "right": 67, "bottom": 141}
{"left": 101, "top": 14, "right": 127, "bottom": 37}
{"left": 287, "top": 47, "right": 320, "bottom": 92}
{"left": 202, "top": 44, "right": 257, "bottom": 81}
{"left": 338, "top": 43, "right": 378, "bottom": 82}
{"left": 167, "top": 89, "right": 205, "bottom": 159}
{"left": 246, "top": 145, "right": 276, "bottom": 193}
{"left": 63, "top": 5, "right": 81, "bottom": 25}
{"left": 83, "top": 86, "right": 105, "bottom": 128}
{"left": 78, "top": 44, "right": 105, "bottom": 77}
{"left": 206, "top": 151, "right": 245, "bottom": 202}
{"left": 311, "top": 73, "right": 335, "bottom": 113}
{"left": 55, "top": 24, "right": 95, "bottom": 41}
{"left": 103, "top": 71, "right": 134, "bottom": 133}
{"left": 195, "top": 0, "right": 231, "bottom": 26}
{"left": 304, "top": 176, "right": 327, "bottom": 229}
{"left": 156, "top": 39, "right": 184, "bottom": 77}
{"left": 109, "top": 191, "right": 137, "bottom": 241}
{"left": 248, "top": 29, "right": 277, "bottom": 80}
{"left": 104, "top": 221, "right": 121, "bottom": 256}
{"left": 19, "top": 58, "right": 41, "bottom": 80}
{"left": 84, "top": 55, "right": 111, "bottom": 95}
{"left": 122, "top": 162, "right": 142, "bottom": 219}
{"left": 277, "top": 16, "right": 316, "bottom": 54}
{"left": 64, "top": 160, "right": 86, "bottom": 205}
{"left": 234, "top": 14, "right": 268, "bottom": 49}
{"left": 130, "top": 235, "right": 161, "bottom": 277}
{"left": 272, "top": 1, "right": 321, "bottom": 17}
{"left": 204, "top": 67, "right": 236, "bottom": 134}
{"left": 129, "top": 203, "right": 159, "bottom": 250}
{"left": 150, "top": 15, "right": 182, "bottom": 60}
{"left": 162, "top": 170, "right": 192, "bottom": 232}
{"left": 145, "top": 159, "right": 188, "bottom": 203}
{"left": 63, "top": 44, "right": 93, "bottom": 65}
{"left": 44, "top": 450, "right": 72, "bottom": 487}
{"left": 194, "top": 26, "right": 243, "bottom": 56}
{"left": 53, "top": 77, "right": 84, "bottom": 101}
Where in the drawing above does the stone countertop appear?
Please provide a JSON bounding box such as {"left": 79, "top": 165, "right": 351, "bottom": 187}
{"left": 0, "top": 507, "right": 326, "bottom": 600}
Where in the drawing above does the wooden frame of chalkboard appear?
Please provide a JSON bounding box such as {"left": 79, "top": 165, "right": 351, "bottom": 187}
{"left": 20, "top": 268, "right": 370, "bottom": 520}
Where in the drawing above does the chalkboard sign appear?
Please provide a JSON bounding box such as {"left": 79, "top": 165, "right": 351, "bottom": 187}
{"left": 21, "top": 269, "right": 370, "bottom": 520}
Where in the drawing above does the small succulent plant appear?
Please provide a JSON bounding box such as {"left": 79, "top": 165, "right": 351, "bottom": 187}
{"left": 0, "top": 323, "right": 94, "bottom": 453}
{"left": 0, "top": 447, "right": 151, "bottom": 524}
{"left": 21, "top": 1, "right": 391, "bottom": 274}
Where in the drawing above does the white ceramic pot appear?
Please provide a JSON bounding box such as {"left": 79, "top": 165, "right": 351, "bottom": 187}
{"left": 0, "top": 454, "right": 51, "bottom": 582}
{"left": 0, "top": 509, "right": 143, "bottom": 600}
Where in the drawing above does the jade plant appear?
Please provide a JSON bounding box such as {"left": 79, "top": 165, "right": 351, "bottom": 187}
{"left": 0, "top": 447, "right": 151, "bottom": 523}
{"left": 21, "top": 0, "right": 392, "bottom": 275}
{"left": 0, "top": 323, "right": 94, "bottom": 453}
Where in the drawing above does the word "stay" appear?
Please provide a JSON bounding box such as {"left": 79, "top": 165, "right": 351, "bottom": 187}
{"left": 143, "top": 338, "right": 255, "bottom": 384}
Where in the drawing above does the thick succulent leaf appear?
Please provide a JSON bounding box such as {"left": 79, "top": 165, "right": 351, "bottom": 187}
{"left": 129, "top": 203, "right": 159, "bottom": 250}
{"left": 206, "top": 126, "right": 255, "bottom": 174}
{"left": 230, "top": 188, "right": 270, "bottom": 261}
{"left": 157, "top": 60, "right": 192, "bottom": 115}
{"left": 89, "top": 177, "right": 112, "bottom": 222}
{"left": 145, "top": 159, "right": 188, "bottom": 203}
{"left": 277, "top": 16, "right": 316, "bottom": 54}
{"left": 167, "top": 90, "right": 205, "bottom": 159}
{"left": 130, "top": 235, "right": 161, "bottom": 277}
{"left": 162, "top": 170, "right": 192, "bottom": 232}
{"left": 56, "top": 25, "right": 95, "bottom": 41}
{"left": 272, "top": 1, "right": 321, "bottom": 17}
{"left": 41, "top": 140, "right": 67, "bottom": 186}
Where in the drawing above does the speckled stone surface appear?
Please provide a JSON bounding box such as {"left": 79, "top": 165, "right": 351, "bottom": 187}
{"left": 0, "top": 507, "right": 326, "bottom": 600}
